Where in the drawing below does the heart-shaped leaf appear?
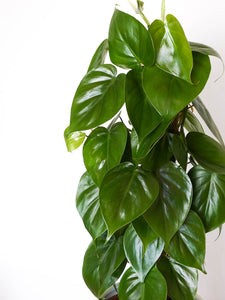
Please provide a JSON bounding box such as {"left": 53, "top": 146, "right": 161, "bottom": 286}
{"left": 158, "top": 257, "right": 198, "bottom": 300}
{"left": 150, "top": 15, "right": 193, "bottom": 82}
{"left": 123, "top": 224, "right": 164, "bottom": 282}
{"left": 186, "top": 132, "right": 225, "bottom": 173}
{"left": 83, "top": 123, "right": 127, "bottom": 186}
{"left": 88, "top": 39, "right": 108, "bottom": 72}
{"left": 64, "top": 127, "right": 86, "bottom": 152}
{"left": 193, "top": 97, "right": 224, "bottom": 145}
{"left": 144, "top": 162, "right": 193, "bottom": 244}
{"left": 143, "top": 52, "right": 211, "bottom": 120}
{"left": 70, "top": 64, "right": 125, "bottom": 131}
{"left": 189, "top": 166, "right": 225, "bottom": 232}
{"left": 118, "top": 267, "right": 167, "bottom": 300}
{"left": 99, "top": 162, "right": 159, "bottom": 237}
{"left": 165, "top": 210, "right": 206, "bottom": 272}
{"left": 125, "top": 69, "right": 162, "bottom": 141}
{"left": 184, "top": 109, "right": 204, "bottom": 133}
{"left": 82, "top": 233, "right": 126, "bottom": 298}
{"left": 76, "top": 172, "right": 106, "bottom": 239}
{"left": 108, "top": 9, "right": 155, "bottom": 69}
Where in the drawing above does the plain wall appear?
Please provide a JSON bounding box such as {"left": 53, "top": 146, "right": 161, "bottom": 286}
{"left": 0, "top": 0, "right": 225, "bottom": 299}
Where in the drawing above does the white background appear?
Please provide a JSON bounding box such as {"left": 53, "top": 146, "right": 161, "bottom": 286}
{"left": 0, "top": 0, "right": 225, "bottom": 299}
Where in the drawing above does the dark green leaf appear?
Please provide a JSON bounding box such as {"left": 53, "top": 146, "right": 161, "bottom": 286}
{"left": 141, "top": 134, "right": 173, "bottom": 172}
{"left": 184, "top": 110, "right": 204, "bottom": 133}
{"left": 108, "top": 9, "right": 155, "bottom": 70}
{"left": 64, "top": 127, "right": 86, "bottom": 152}
{"left": 88, "top": 39, "right": 109, "bottom": 72}
{"left": 158, "top": 257, "right": 198, "bottom": 300}
{"left": 83, "top": 123, "right": 127, "bottom": 186}
{"left": 123, "top": 224, "right": 164, "bottom": 282}
{"left": 125, "top": 69, "right": 161, "bottom": 141}
{"left": 144, "top": 162, "right": 192, "bottom": 244}
{"left": 118, "top": 267, "right": 167, "bottom": 300}
{"left": 99, "top": 162, "right": 159, "bottom": 237}
{"left": 189, "top": 166, "right": 225, "bottom": 232}
{"left": 133, "top": 216, "right": 158, "bottom": 254}
{"left": 143, "top": 52, "right": 211, "bottom": 120}
{"left": 165, "top": 210, "right": 206, "bottom": 272}
{"left": 186, "top": 132, "right": 225, "bottom": 173}
{"left": 82, "top": 233, "right": 125, "bottom": 298}
{"left": 76, "top": 172, "right": 106, "bottom": 239}
{"left": 193, "top": 97, "right": 224, "bottom": 145}
{"left": 121, "top": 130, "right": 133, "bottom": 163}
{"left": 70, "top": 64, "right": 125, "bottom": 131}
{"left": 171, "top": 134, "right": 188, "bottom": 170}
{"left": 150, "top": 15, "right": 193, "bottom": 82}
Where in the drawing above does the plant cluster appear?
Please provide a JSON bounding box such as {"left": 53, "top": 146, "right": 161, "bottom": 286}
{"left": 65, "top": 1, "right": 225, "bottom": 299}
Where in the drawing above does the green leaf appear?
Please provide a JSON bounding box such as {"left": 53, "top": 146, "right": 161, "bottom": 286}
{"left": 83, "top": 123, "right": 127, "bottom": 186}
{"left": 184, "top": 109, "right": 204, "bottom": 133}
{"left": 133, "top": 217, "right": 158, "bottom": 254}
{"left": 123, "top": 224, "right": 164, "bottom": 282}
{"left": 158, "top": 257, "right": 198, "bottom": 300}
{"left": 141, "top": 134, "right": 173, "bottom": 172}
{"left": 144, "top": 162, "right": 193, "bottom": 244}
{"left": 121, "top": 130, "right": 133, "bottom": 163}
{"left": 76, "top": 172, "right": 106, "bottom": 239}
{"left": 125, "top": 69, "right": 162, "bottom": 142}
{"left": 171, "top": 134, "right": 188, "bottom": 170}
{"left": 82, "top": 233, "right": 125, "bottom": 298}
{"left": 165, "top": 210, "right": 206, "bottom": 272}
{"left": 193, "top": 97, "right": 224, "bottom": 145}
{"left": 143, "top": 52, "right": 211, "bottom": 120}
{"left": 149, "top": 15, "right": 193, "bottom": 83}
{"left": 99, "top": 162, "right": 159, "bottom": 237}
{"left": 186, "top": 132, "right": 225, "bottom": 174}
{"left": 64, "top": 127, "right": 86, "bottom": 152}
{"left": 88, "top": 39, "right": 109, "bottom": 72}
{"left": 70, "top": 64, "right": 125, "bottom": 131}
{"left": 189, "top": 166, "right": 225, "bottom": 232}
{"left": 131, "top": 121, "right": 170, "bottom": 160}
{"left": 118, "top": 267, "right": 167, "bottom": 300}
{"left": 108, "top": 9, "right": 155, "bottom": 70}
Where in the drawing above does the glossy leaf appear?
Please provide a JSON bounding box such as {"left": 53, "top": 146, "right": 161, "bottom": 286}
{"left": 131, "top": 121, "right": 170, "bottom": 160}
{"left": 70, "top": 64, "right": 125, "bottom": 131}
{"left": 189, "top": 166, "right": 225, "bottom": 232}
{"left": 123, "top": 224, "right": 164, "bottom": 282}
{"left": 144, "top": 162, "right": 193, "bottom": 244}
{"left": 88, "top": 39, "right": 108, "bottom": 72}
{"left": 143, "top": 52, "right": 211, "bottom": 120}
{"left": 125, "top": 69, "right": 161, "bottom": 141}
{"left": 158, "top": 257, "right": 198, "bottom": 300}
{"left": 121, "top": 130, "right": 133, "bottom": 163}
{"left": 76, "top": 172, "right": 106, "bottom": 239}
{"left": 83, "top": 123, "right": 127, "bottom": 186}
{"left": 82, "top": 233, "right": 125, "bottom": 298}
{"left": 99, "top": 162, "right": 159, "bottom": 237}
{"left": 186, "top": 132, "right": 225, "bottom": 173}
{"left": 141, "top": 134, "right": 173, "bottom": 172}
{"left": 64, "top": 127, "right": 86, "bottom": 152}
{"left": 108, "top": 9, "right": 155, "bottom": 69}
{"left": 171, "top": 134, "right": 188, "bottom": 170}
{"left": 184, "top": 109, "right": 204, "bottom": 133}
{"left": 165, "top": 210, "right": 206, "bottom": 272}
{"left": 149, "top": 15, "right": 193, "bottom": 82}
{"left": 193, "top": 97, "right": 224, "bottom": 145}
{"left": 133, "top": 217, "right": 158, "bottom": 254}
{"left": 118, "top": 267, "right": 167, "bottom": 300}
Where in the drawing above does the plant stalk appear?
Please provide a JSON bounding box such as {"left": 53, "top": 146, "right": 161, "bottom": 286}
{"left": 128, "top": 0, "right": 150, "bottom": 26}
{"left": 161, "top": 0, "right": 166, "bottom": 22}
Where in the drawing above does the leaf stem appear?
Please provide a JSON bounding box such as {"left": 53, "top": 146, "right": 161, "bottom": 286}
{"left": 161, "top": 0, "right": 166, "bottom": 22}
{"left": 128, "top": 0, "right": 150, "bottom": 26}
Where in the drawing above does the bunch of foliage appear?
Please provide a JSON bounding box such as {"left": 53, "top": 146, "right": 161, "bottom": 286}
{"left": 65, "top": 1, "right": 225, "bottom": 299}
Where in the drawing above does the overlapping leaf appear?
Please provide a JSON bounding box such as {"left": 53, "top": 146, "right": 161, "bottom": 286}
{"left": 189, "top": 166, "right": 225, "bottom": 232}
{"left": 83, "top": 123, "right": 127, "bottom": 186}
{"left": 99, "top": 162, "right": 159, "bottom": 237}
{"left": 171, "top": 134, "right": 188, "bottom": 170}
{"left": 64, "top": 127, "right": 86, "bottom": 152}
{"left": 88, "top": 39, "right": 108, "bottom": 72}
{"left": 184, "top": 109, "right": 204, "bottom": 133}
{"left": 108, "top": 9, "right": 155, "bottom": 69}
{"left": 70, "top": 64, "right": 125, "bottom": 131}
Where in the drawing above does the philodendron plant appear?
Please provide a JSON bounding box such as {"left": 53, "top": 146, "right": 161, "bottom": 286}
{"left": 65, "top": 1, "right": 225, "bottom": 299}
